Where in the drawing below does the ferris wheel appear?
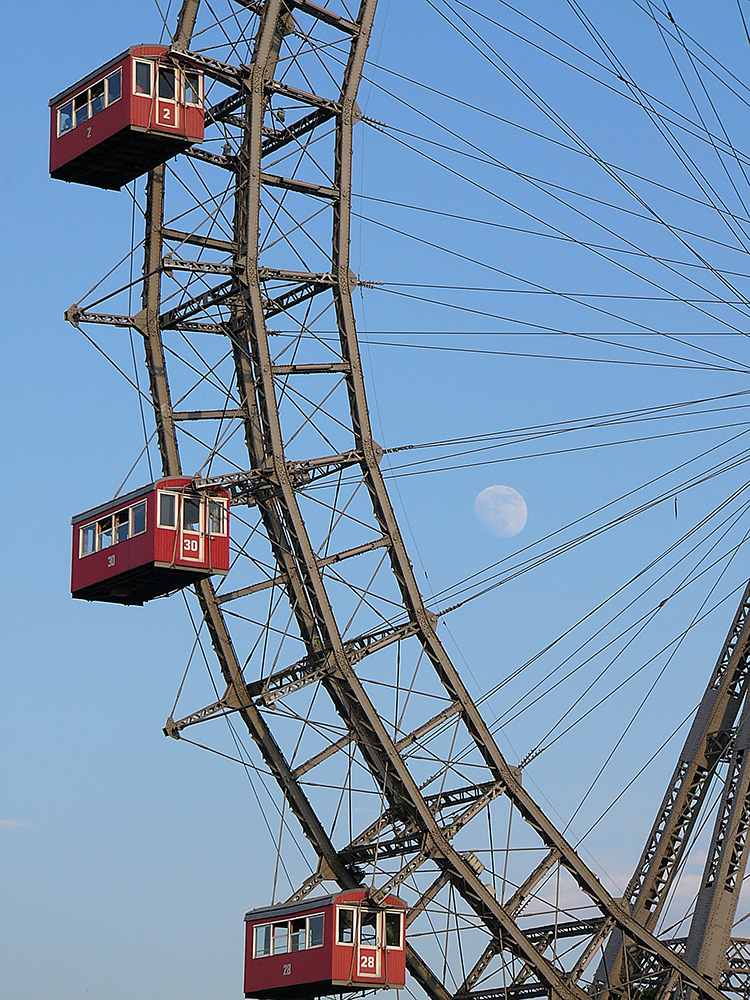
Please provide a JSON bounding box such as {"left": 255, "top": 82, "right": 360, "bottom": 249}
{"left": 53, "top": 3, "right": 750, "bottom": 1000}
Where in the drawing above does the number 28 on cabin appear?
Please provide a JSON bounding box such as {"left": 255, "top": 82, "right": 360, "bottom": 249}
{"left": 244, "top": 891, "right": 406, "bottom": 999}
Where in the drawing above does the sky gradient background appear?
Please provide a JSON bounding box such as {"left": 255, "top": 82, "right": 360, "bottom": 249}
{"left": 6, "top": 2, "right": 750, "bottom": 997}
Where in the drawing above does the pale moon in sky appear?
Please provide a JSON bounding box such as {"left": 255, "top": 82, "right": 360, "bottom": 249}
{"left": 474, "top": 485, "right": 528, "bottom": 537}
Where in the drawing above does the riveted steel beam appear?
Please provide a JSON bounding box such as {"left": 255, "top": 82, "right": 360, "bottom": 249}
{"left": 161, "top": 228, "right": 237, "bottom": 253}
{"left": 184, "top": 147, "right": 236, "bottom": 170}
{"left": 289, "top": 0, "right": 358, "bottom": 35}
{"left": 262, "top": 107, "right": 335, "bottom": 156}
{"left": 66, "top": 308, "right": 136, "bottom": 328}
{"left": 596, "top": 578, "right": 750, "bottom": 997}
{"left": 160, "top": 279, "right": 236, "bottom": 328}
{"left": 260, "top": 170, "right": 338, "bottom": 200}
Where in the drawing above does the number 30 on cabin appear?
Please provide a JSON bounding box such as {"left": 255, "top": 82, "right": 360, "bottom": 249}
{"left": 70, "top": 478, "right": 230, "bottom": 605}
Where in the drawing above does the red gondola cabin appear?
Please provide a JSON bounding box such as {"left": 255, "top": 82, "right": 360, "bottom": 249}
{"left": 71, "top": 478, "right": 230, "bottom": 605}
{"left": 49, "top": 45, "right": 204, "bottom": 190}
{"left": 244, "top": 891, "right": 407, "bottom": 999}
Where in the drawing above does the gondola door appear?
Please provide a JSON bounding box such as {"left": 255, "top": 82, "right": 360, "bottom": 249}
{"left": 356, "top": 910, "right": 381, "bottom": 980}
{"left": 156, "top": 64, "right": 179, "bottom": 129}
{"left": 181, "top": 494, "right": 204, "bottom": 562}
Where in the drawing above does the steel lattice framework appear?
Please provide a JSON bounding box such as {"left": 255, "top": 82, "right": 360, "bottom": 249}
{"left": 66, "top": 3, "right": 750, "bottom": 1000}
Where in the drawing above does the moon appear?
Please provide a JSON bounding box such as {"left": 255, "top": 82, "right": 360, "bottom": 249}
{"left": 474, "top": 485, "right": 528, "bottom": 538}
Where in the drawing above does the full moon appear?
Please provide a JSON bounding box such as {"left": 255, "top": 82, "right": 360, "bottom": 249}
{"left": 474, "top": 485, "right": 528, "bottom": 538}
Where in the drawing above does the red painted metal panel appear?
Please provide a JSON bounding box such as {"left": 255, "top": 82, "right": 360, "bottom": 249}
{"left": 153, "top": 521, "right": 182, "bottom": 567}
{"left": 50, "top": 45, "right": 204, "bottom": 189}
{"left": 71, "top": 485, "right": 159, "bottom": 594}
{"left": 244, "top": 908, "right": 334, "bottom": 998}
{"left": 71, "top": 478, "right": 229, "bottom": 605}
{"left": 49, "top": 52, "right": 132, "bottom": 176}
{"left": 244, "top": 891, "right": 406, "bottom": 999}
{"left": 331, "top": 892, "right": 406, "bottom": 991}
{"left": 184, "top": 103, "right": 205, "bottom": 139}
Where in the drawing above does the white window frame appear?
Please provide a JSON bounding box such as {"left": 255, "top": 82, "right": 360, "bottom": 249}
{"left": 89, "top": 78, "right": 106, "bottom": 118}
{"left": 114, "top": 508, "right": 130, "bottom": 545}
{"left": 57, "top": 68, "right": 123, "bottom": 138}
{"left": 72, "top": 90, "right": 90, "bottom": 130}
{"left": 157, "top": 64, "right": 178, "bottom": 103}
{"left": 384, "top": 910, "right": 404, "bottom": 950}
{"left": 80, "top": 521, "right": 97, "bottom": 557}
{"left": 181, "top": 494, "right": 203, "bottom": 533}
{"left": 79, "top": 496, "right": 149, "bottom": 558}
{"left": 336, "top": 906, "right": 356, "bottom": 946}
{"left": 79, "top": 514, "right": 114, "bottom": 556}
{"left": 358, "top": 909, "right": 379, "bottom": 948}
{"left": 131, "top": 499, "right": 147, "bottom": 537}
{"left": 105, "top": 68, "right": 122, "bottom": 108}
{"left": 271, "top": 921, "right": 289, "bottom": 956}
{"left": 58, "top": 100, "right": 74, "bottom": 137}
{"left": 184, "top": 69, "right": 203, "bottom": 106}
{"left": 307, "top": 912, "right": 325, "bottom": 950}
{"left": 207, "top": 497, "right": 228, "bottom": 536}
{"left": 290, "top": 916, "right": 307, "bottom": 953}
{"left": 133, "top": 59, "right": 154, "bottom": 98}
{"left": 252, "top": 912, "right": 325, "bottom": 960}
{"left": 158, "top": 491, "right": 179, "bottom": 529}
{"left": 96, "top": 515, "right": 114, "bottom": 551}
{"left": 253, "top": 923, "right": 272, "bottom": 959}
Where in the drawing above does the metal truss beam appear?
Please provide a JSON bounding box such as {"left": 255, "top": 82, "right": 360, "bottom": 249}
{"left": 289, "top": 0, "right": 359, "bottom": 35}
{"left": 595, "top": 578, "right": 750, "bottom": 996}
{"left": 216, "top": 536, "right": 389, "bottom": 603}
{"left": 165, "top": 616, "right": 425, "bottom": 734}
{"left": 684, "top": 696, "right": 750, "bottom": 983}
{"left": 262, "top": 107, "right": 335, "bottom": 156}
{"left": 161, "top": 228, "right": 237, "bottom": 253}
{"left": 184, "top": 147, "right": 236, "bottom": 170}
{"left": 260, "top": 170, "right": 338, "bottom": 200}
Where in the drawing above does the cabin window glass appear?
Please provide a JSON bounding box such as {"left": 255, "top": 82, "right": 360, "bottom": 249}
{"left": 135, "top": 60, "right": 152, "bottom": 96}
{"left": 81, "top": 523, "right": 96, "bottom": 556}
{"left": 337, "top": 907, "right": 354, "bottom": 945}
{"left": 308, "top": 913, "right": 324, "bottom": 948}
{"left": 208, "top": 499, "right": 226, "bottom": 535}
{"left": 74, "top": 93, "right": 89, "bottom": 127}
{"left": 159, "top": 492, "right": 177, "bottom": 528}
{"left": 272, "top": 922, "right": 288, "bottom": 955}
{"left": 183, "top": 496, "right": 201, "bottom": 532}
{"left": 385, "top": 912, "right": 403, "bottom": 949}
{"left": 290, "top": 918, "right": 306, "bottom": 952}
{"left": 107, "top": 69, "right": 122, "bottom": 105}
{"left": 90, "top": 81, "right": 105, "bottom": 117}
{"left": 97, "top": 516, "right": 113, "bottom": 549}
{"left": 254, "top": 924, "right": 271, "bottom": 958}
{"left": 185, "top": 71, "right": 201, "bottom": 105}
{"left": 159, "top": 67, "right": 176, "bottom": 101}
{"left": 59, "top": 101, "right": 74, "bottom": 135}
{"left": 132, "top": 500, "right": 147, "bottom": 536}
{"left": 360, "top": 910, "right": 377, "bottom": 946}
{"left": 115, "top": 509, "right": 130, "bottom": 544}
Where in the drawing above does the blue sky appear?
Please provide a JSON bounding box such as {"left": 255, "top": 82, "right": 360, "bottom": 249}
{"left": 6, "top": 2, "right": 750, "bottom": 997}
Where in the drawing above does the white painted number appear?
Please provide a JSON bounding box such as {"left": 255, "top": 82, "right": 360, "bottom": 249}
{"left": 360, "top": 955, "right": 375, "bottom": 970}
{"left": 283, "top": 964, "right": 291, "bottom": 977}
{"left": 183, "top": 538, "right": 199, "bottom": 553}
{"left": 107, "top": 554, "right": 115, "bottom": 567}
{"left": 87, "top": 126, "right": 92, "bottom": 138}
{"left": 163, "top": 107, "right": 171, "bottom": 119}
